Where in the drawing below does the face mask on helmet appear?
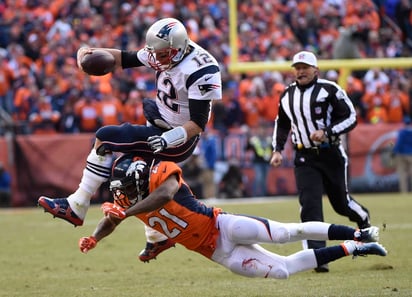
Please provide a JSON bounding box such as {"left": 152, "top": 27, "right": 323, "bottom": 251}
{"left": 145, "top": 18, "right": 189, "bottom": 71}
{"left": 110, "top": 155, "right": 151, "bottom": 208}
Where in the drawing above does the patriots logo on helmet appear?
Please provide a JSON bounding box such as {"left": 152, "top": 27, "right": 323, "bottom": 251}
{"left": 198, "top": 84, "right": 220, "bottom": 95}
{"left": 156, "top": 22, "right": 177, "bottom": 41}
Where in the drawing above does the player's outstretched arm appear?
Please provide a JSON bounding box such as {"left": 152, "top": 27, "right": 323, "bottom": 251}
{"left": 76, "top": 47, "right": 122, "bottom": 74}
{"left": 101, "top": 174, "right": 179, "bottom": 221}
{"left": 78, "top": 214, "right": 121, "bottom": 253}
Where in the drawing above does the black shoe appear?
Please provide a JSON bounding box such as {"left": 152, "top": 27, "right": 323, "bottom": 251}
{"left": 314, "top": 264, "right": 329, "bottom": 273}
{"left": 138, "top": 239, "right": 175, "bottom": 262}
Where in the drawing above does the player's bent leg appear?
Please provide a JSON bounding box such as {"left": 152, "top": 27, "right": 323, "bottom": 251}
{"left": 138, "top": 226, "right": 175, "bottom": 262}
{"left": 38, "top": 148, "right": 112, "bottom": 226}
{"left": 219, "top": 214, "right": 291, "bottom": 244}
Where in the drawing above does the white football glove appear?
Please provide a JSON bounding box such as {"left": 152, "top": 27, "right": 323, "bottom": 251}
{"left": 147, "top": 126, "right": 187, "bottom": 153}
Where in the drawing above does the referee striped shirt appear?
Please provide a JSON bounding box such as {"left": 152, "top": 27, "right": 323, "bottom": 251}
{"left": 272, "top": 77, "right": 357, "bottom": 151}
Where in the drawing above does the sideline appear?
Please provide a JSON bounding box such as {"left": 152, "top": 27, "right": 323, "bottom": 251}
{"left": 203, "top": 196, "right": 295, "bottom": 206}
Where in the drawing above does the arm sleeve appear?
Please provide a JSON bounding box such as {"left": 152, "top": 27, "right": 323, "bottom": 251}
{"left": 121, "top": 50, "right": 144, "bottom": 69}
{"left": 272, "top": 103, "right": 291, "bottom": 152}
{"left": 189, "top": 99, "right": 211, "bottom": 131}
{"left": 326, "top": 87, "right": 357, "bottom": 136}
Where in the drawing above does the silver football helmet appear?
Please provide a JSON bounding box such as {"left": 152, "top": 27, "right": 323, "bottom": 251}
{"left": 145, "top": 18, "right": 189, "bottom": 71}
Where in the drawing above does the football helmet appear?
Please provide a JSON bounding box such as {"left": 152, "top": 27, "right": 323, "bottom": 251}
{"left": 145, "top": 18, "right": 189, "bottom": 71}
{"left": 110, "top": 154, "right": 151, "bottom": 208}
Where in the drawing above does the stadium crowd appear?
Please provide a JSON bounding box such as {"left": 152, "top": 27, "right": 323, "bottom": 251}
{"left": 0, "top": 0, "right": 411, "bottom": 136}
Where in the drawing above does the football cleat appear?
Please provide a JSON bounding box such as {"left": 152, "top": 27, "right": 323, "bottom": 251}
{"left": 314, "top": 264, "right": 329, "bottom": 273}
{"left": 38, "top": 196, "right": 83, "bottom": 226}
{"left": 349, "top": 241, "right": 387, "bottom": 257}
{"left": 138, "top": 239, "right": 175, "bottom": 262}
{"left": 354, "top": 226, "right": 379, "bottom": 242}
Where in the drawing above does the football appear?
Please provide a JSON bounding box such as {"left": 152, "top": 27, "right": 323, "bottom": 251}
{"left": 80, "top": 50, "right": 116, "bottom": 76}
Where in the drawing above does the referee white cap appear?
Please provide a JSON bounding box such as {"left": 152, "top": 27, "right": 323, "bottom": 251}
{"left": 291, "top": 51, "right": 318, "bottom": 67}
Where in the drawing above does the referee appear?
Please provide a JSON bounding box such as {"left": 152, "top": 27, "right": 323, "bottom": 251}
{"left": 270, "top": 51, "right": 371, "bottom": 273}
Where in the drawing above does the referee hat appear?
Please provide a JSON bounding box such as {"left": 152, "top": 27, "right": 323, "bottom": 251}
{"left": 291, "top": 51, "right": 318, "bottom": 67}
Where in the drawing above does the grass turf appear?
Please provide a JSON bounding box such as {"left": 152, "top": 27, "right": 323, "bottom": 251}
{"left": 1, "top": 193, "right": 410, "bottom": 297}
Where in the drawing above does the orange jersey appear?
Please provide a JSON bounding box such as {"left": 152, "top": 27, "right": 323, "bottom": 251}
{"left": 136, "top": 161, "right": 222, "bottom": 259}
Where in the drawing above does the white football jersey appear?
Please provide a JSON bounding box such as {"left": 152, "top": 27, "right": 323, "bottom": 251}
{"left": 137, "top": 41, "right": 222, "bottom": 128}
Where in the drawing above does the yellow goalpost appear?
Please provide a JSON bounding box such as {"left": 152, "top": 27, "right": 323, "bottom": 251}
{"left": 227, "top": 0, "right": 412, "bottom": 89}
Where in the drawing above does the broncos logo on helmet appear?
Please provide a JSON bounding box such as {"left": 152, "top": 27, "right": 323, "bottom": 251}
{"left": 110, "top": 154, "right": 152, "bottom": 208}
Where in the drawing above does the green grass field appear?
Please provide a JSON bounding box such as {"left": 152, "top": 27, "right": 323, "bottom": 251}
{"left": 1, "top": 193, "right": 411, "bottom": 297}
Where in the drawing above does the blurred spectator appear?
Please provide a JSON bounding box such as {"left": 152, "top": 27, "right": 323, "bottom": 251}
{"left": 332, "top": 26, "right": 362, "bottom": 59}
{"left": 382, "top": 81, "right": 410, "bottom": 123}
{"left": 59, "top": 102, "right": 79, "bottom": 133}
{"left": 392, "top": 118, "right": 412, "bottom": 193}
{"left": 261, "top": 81, "right": 284, "bottom": 123}
{"left": 218, "top": 160, "right": 245, "bottom": 199}
{"left": 200, "top": 129, "right": 218, "bottom": 198}
{"left": 13, "top": 75, "right": 39, "bottom": 134}
{"left": 246, "top": 124, "right": 272, "bottom": 197}
{"left": 181, "top": 152, "right": 204, "bottom": 199}
{"left": 346, "top": 74, "right": 366, "bottom": 121}
{"left": 28, "top": 94, "right": 61, "bottom": 134}
{"left": 394, "top": 0, "right": 412, "bottom": 44}
{"left": 74, "top": 92, "right": 101, "bottom": 133}
{"left": 239, "top": 76, "right": 267, "bottom": 128}
{"left": 211, "top": 84, "right": 243, "bottom": 135}
{"left": 363, "top": 68, "right": 390, "bottom": 94}
{"left": 0, "top": 52, "right": 15, "bottom": 114}
{"left": 97, "top": 90, "right": 124, "bottom": 126}
{"left": 122, "top": 89, "right": 146, "bottom": 125}
{"left": 0, "top": 162, "right": 11, "bottom": 207}
{"left": 325, "top": 70, "right": 339, "bottom": 82}
{"left": 362, "top": 84, "right": 389, "bottom": 123}
{"left": 0, "top": 0, "right": 411, "bottom": 136}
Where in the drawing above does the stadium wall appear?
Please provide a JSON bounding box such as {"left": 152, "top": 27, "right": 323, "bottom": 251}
{"left": 0, "top": 123, "right": 402, "bottom": 206}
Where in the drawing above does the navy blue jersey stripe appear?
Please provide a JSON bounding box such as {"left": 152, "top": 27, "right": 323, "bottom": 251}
{"left": 186, "top": 65, "right": 220, "bottom": 90}
{"left": 173, "top": 183, "right": 215, "bottom": 218}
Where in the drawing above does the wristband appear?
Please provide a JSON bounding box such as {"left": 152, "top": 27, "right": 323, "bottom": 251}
{"left": 161, "top": 126, "right": 188, "bottom": 147}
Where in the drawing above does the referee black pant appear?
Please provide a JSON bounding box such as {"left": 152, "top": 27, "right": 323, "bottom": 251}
{"left": 294, "top": 145, "right": 371, "bottom": 250}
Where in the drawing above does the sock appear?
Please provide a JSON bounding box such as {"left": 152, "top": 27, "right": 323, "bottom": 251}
{"left": 313, "top": 245, "right": 347, "bottom": 267}
{"left": 328, "top": 224, "right": 356, "bottom": 240}
{"left": 67, "top": 149, "right": 113, "bottom": 219}
{"left": 144, "top": 225, "right": 169, "bottom": 243}
{"left": 285, "top": 249, "right": 318, "bottom": 275}
{"left": 340, "top": 241, "right": 357, "bottom": 255}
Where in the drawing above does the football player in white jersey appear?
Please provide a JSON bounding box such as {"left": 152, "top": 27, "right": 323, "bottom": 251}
{"left": 38, "top": 18, "right": 222, "bottom": 261}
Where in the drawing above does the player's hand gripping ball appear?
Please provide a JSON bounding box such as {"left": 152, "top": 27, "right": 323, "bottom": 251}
{"left": 80, "top": 49, "right": 115, "bottom": 76}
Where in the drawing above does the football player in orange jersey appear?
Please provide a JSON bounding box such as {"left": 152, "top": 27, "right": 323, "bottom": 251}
{"left": 79, "top": 154, "right": 387, "bottom": 279}
{"left": 38, "top": 17, "right": 222, "bottom": 261}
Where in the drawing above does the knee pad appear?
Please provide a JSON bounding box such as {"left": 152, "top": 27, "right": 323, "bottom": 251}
{"left": 272, "top": 268, "right": 289, "bottom": 279}
{"left": 271, "top": 225, "right": 290, "bottom": 243}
